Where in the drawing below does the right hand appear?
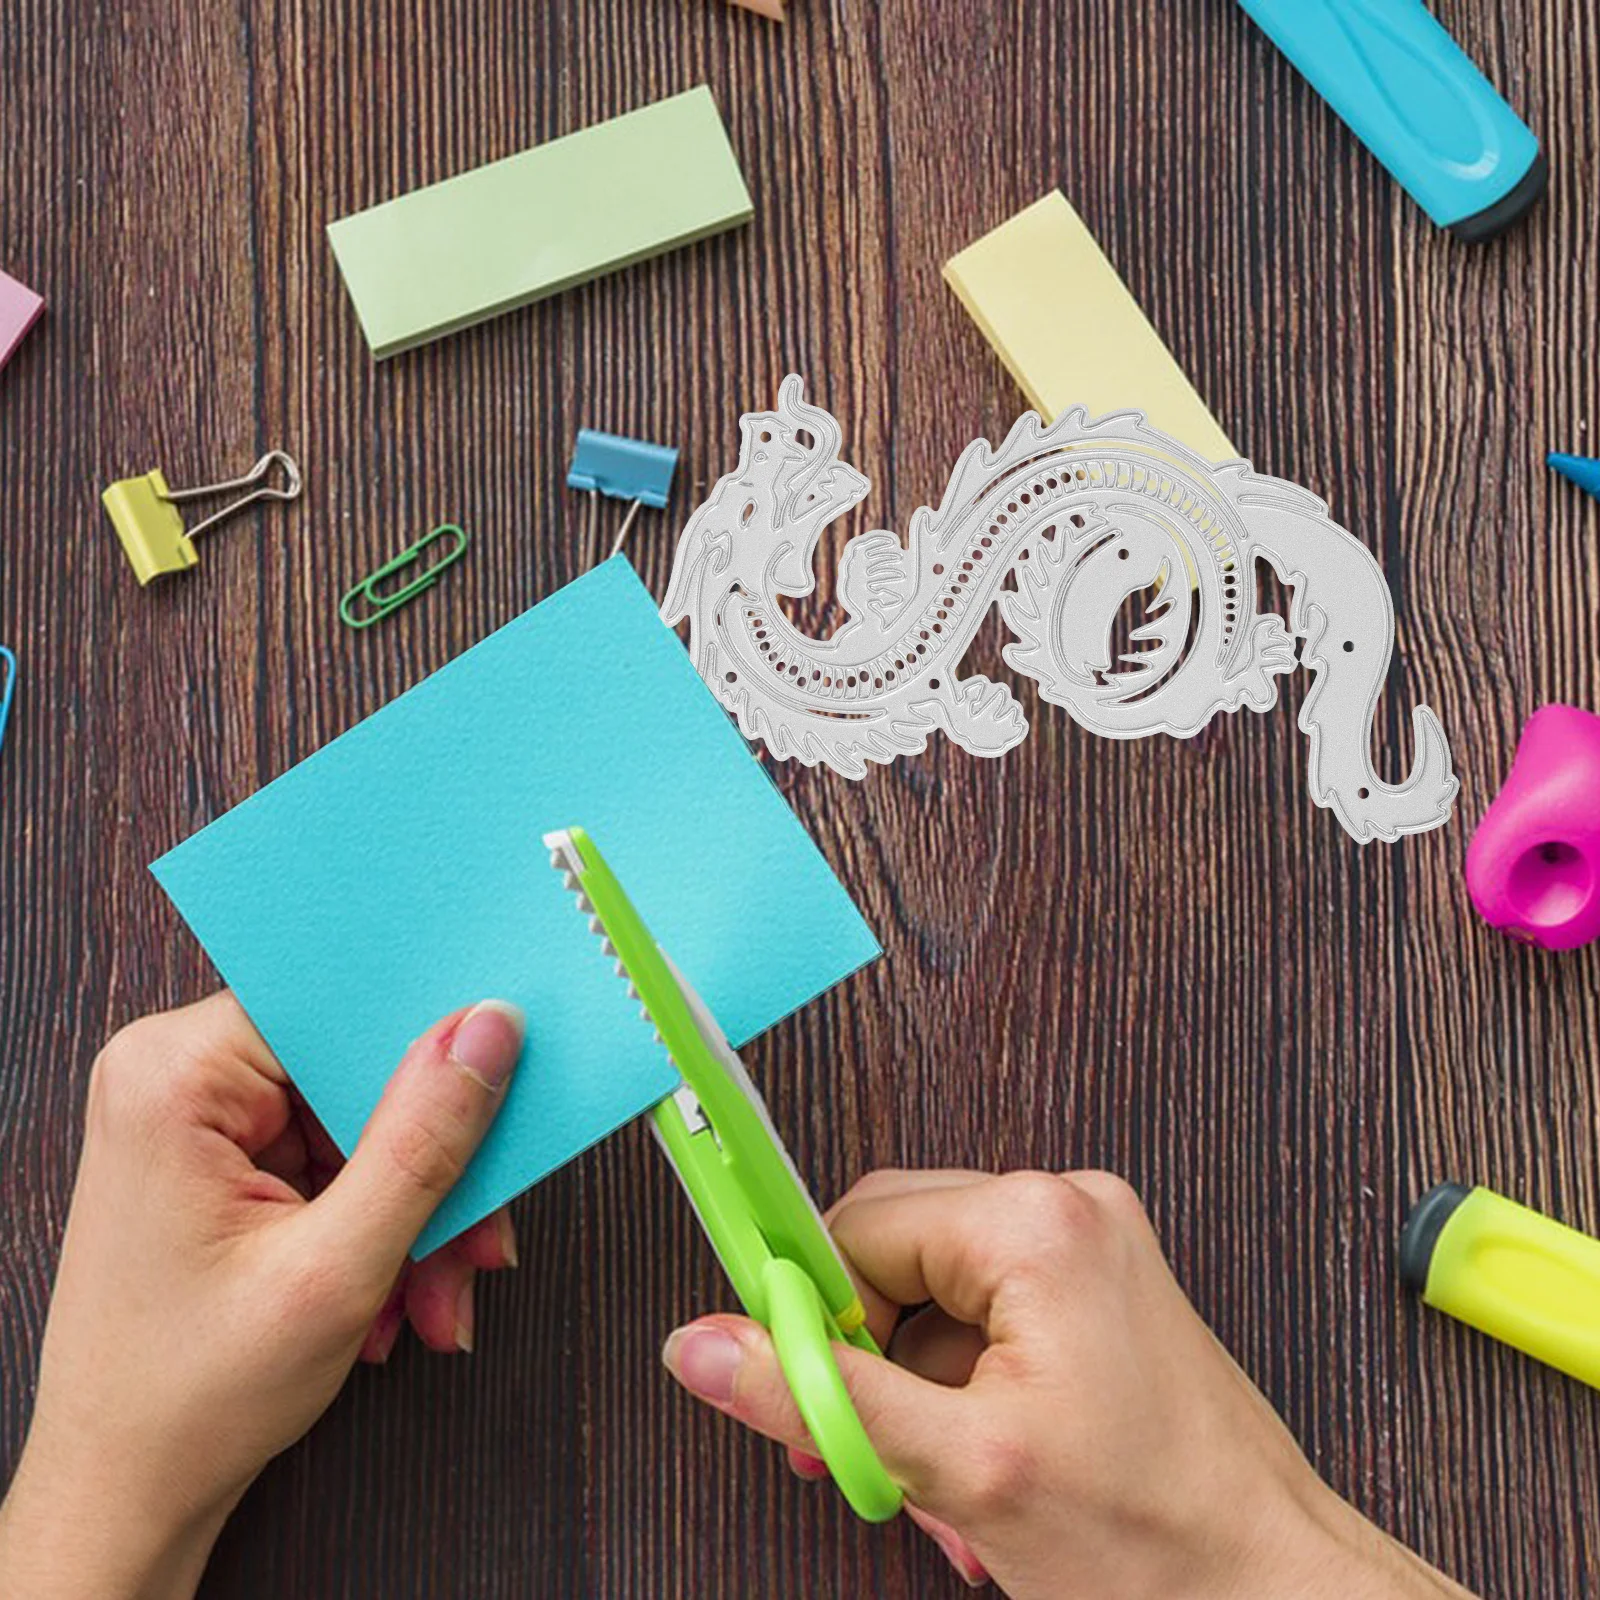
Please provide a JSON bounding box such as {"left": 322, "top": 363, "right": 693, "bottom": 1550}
{"left": 663, "top": 1169, "right": 1475, "bottom": 1599}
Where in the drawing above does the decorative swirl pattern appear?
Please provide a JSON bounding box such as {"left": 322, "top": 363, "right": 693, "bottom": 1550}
{"left": 663, "top": 376, "right": 1457, "bottom": 843}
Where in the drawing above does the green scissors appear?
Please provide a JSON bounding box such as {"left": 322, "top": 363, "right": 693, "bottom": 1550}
{"left": 544, "top": 826, "right": 903, "bottom": 1523}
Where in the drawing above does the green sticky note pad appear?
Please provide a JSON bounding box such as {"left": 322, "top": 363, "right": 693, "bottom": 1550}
{"left": 327, "top": 86, "right": 754, "bottom": 358}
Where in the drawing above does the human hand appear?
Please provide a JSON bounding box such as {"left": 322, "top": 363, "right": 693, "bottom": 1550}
{"left": 0, "top": 991, "right": 524, "bottom": 1600}
{"left": 663, "top": 1169, "right": 1476, "bottom": 1599}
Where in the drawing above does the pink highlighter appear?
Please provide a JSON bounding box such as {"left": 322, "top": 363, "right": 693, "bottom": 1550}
{"left": 1466, "top": 706, "right": 1600, "bottom": 951}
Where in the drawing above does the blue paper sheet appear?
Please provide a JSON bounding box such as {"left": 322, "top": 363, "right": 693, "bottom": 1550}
{"left": 153, "top": 558, "right": 879, "bottom": 1255}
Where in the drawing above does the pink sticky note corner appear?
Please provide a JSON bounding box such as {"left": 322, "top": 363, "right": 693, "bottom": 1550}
{"left": 0, "top": 269, "right": 44, "bottom": 369}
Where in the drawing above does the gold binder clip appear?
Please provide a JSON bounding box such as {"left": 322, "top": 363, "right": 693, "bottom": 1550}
{"left": 102, "top": 450, "right": 303, "bottom": 585}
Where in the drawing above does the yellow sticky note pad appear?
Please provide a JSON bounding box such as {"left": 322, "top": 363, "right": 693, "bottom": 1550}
{"left": 944, "top": 192, "right": 1236, "bottom": 463}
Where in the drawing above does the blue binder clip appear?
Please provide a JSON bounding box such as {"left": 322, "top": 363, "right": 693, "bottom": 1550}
{"left": 567, "top": 430, "right": 679, "bottom": 556}
{"left": 0, "top": 646, "right": 16, "bottom": 768}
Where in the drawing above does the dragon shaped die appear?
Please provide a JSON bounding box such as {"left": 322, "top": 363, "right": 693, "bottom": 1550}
{"left": 662, "top": 376, "right": 1457, "bottom": 845}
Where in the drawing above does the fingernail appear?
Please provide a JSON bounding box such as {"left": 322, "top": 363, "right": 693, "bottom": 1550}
{"left": 370, "top": 1312, "right": 403, "bottom": 1365}
{"left": 449, "top": 1000, "right": 525, "bottom": 1090}
{"left": 496, "top": 1209, "right": 520, "bottom": 1269}
{"left": 367, "top": 1278, "right": 407, "bottom": 1364}
{"left": 922, "top": 1517, "right": 988, "bottom": 1588}
{"left": 790, "top": 1450, "right": 830, "bottom": 1481}
{"left": 454, "top": 1280, "right": 475, "bottom": 1354}
{"left": 662, "top": 1326, "right": 741, "bottom": 1406}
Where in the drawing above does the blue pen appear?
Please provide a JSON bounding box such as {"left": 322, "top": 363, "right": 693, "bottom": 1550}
{"left": 1237, "top": 0, "right": 1545, "bottom": 241}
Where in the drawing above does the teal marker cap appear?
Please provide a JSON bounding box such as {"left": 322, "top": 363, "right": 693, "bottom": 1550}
{"left": 1237, "top": 0, "right": 1545, "bottom": 240}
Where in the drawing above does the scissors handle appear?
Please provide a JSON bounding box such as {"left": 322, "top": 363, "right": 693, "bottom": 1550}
{"left": 762, "top": 1256, "right": 903, "bottom": 1523}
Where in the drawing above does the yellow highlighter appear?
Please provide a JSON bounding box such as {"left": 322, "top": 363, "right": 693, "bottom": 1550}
{"left": 1400, "top": 1183, "right": 1600, "bottom": 1390}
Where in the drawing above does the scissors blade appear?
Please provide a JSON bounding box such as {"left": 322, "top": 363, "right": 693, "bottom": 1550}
{"left": 543, "top": 825, "right": 856, "bottom": 1323}
{"left": 658, "top": 950, "right": 778, "bottom": 1144}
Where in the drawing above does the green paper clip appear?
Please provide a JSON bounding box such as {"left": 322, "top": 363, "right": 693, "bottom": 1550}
{"left": 544, "top": 825, "right": 904, "bottom": 1524}
{"left": 339, "top": 523, "right": 470, "bottom": 629}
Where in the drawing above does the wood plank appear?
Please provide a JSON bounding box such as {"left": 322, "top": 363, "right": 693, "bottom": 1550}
{"left": 0, "top": 1, "right": 1593, "bottom": 1594}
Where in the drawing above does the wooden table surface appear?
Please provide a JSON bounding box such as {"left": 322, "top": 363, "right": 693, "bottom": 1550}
{"left": 3, "top": 2, "right": 1598, "bottom": 1595}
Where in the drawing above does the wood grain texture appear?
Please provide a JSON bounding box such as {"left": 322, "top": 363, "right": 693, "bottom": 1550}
{"left": 2, "top": 1, "right": 1598, "bottom": 1595}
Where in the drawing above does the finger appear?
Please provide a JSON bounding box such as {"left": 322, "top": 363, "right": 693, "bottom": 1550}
{"left": 296, "top": 1100, "right": 344, "bottom": 1200}
{"left": 822, "top": 1169, "right": 996, "bottom": 1228}
{"left": 662, "top": 1314, "right": 966, "bottom": 1505}
{"left": 405, "top": 1248, "right": 477, "bottom": 1353}
{"left": 828, "top": 1171, "right": 1090, "bottom": 1335}
{"left": 96, "top": 991, "right": 292, "bottom": 1156}
{"left": 763, "top": 1289, "right": 989, "bottom": 1583}
{"left": 786, "top": 1446, "right": 830, "bottom": 1480}
{"left": 450, "top": 1207, "right": 519, "bottom": 1272}
{"left": 295, "top": 1097, "right": 346, "bottom": 1172}
{"left": 825, "top": 1171, "right": 996, "bottom": 1341}
{"left": 907, "top": 1506, "right": 990, "bottom": 1589}
{"left": 889, "top": 1306, "right": 987, "bottom": 1388}
{"left": 159, "top": 990, "right": 289, "bottom": 1088}
{"left": 359, "top": 1274, "right": 408, "bottom": 1365}
{"left": 855, "top": 1283, "right": 900, "bottom": 1352}
{"left": 301, "top": 1001, "right": 524, "bottom": 1296}
{"left": 255, "top": 1120, "right": 309, "bottom": 1187}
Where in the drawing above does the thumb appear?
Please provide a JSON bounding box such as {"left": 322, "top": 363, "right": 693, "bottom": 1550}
{"left": 306, "top": 1000, "right": 524, "bottom": 1289}
{"left": 662, "top": 1313, "right": 965, "bottom": 1509}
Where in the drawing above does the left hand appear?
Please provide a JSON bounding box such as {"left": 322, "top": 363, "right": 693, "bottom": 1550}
{"left": 0, "top": 990, "right": 524, "bottom": 1600}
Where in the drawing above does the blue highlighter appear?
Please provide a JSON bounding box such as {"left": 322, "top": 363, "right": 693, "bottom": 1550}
{"left": 1237, "top": 0, "right": 1546, "bottom": 241}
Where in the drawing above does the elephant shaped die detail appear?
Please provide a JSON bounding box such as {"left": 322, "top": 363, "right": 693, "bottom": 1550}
{"left": 663, "top": 376, "right": 1458, "bottom": 845}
